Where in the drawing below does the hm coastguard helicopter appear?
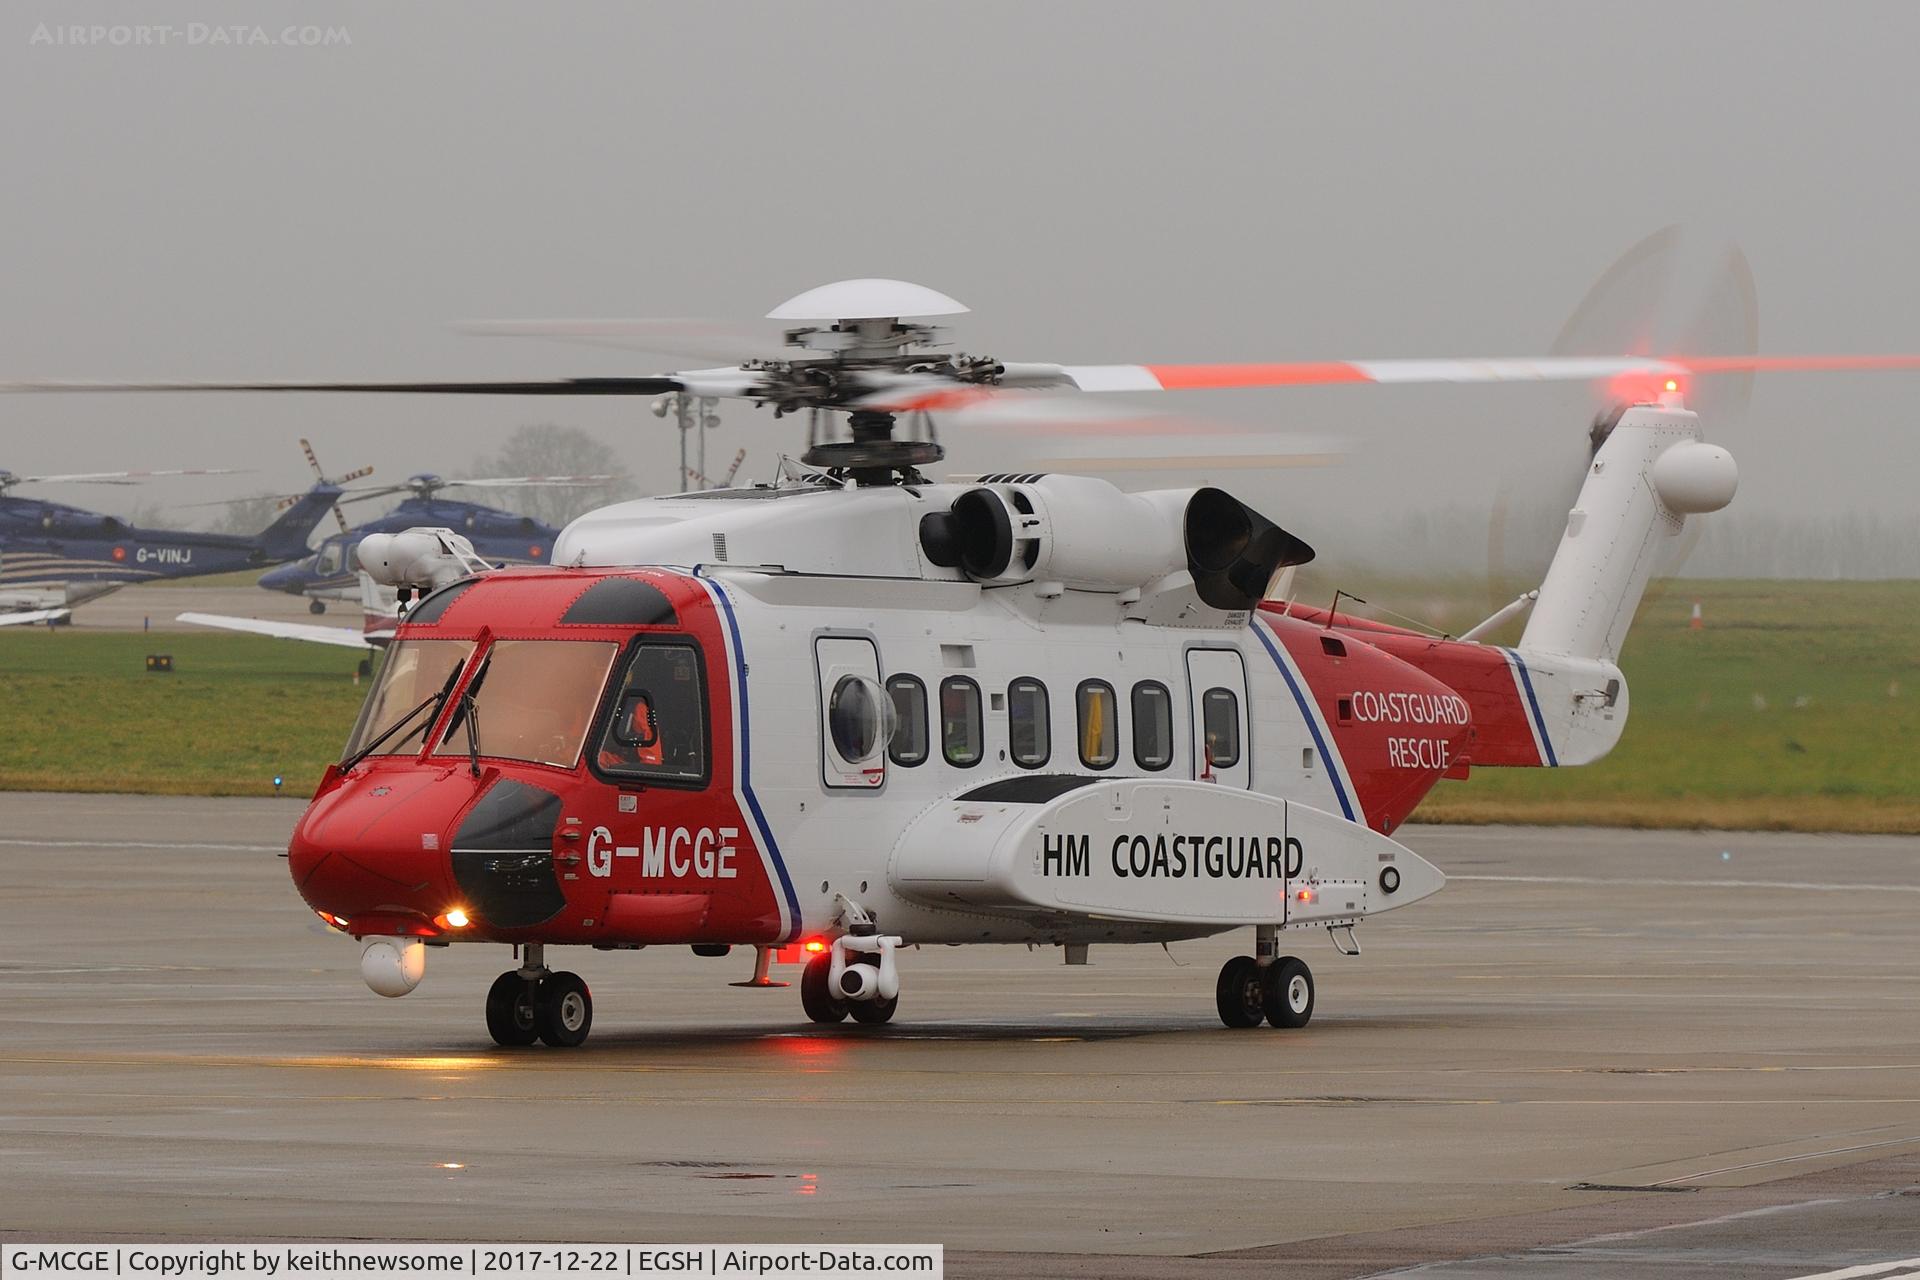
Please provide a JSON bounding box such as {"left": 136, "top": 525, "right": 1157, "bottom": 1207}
{"left": 15, "top": 278, "right": 1919, "bottom": 1046}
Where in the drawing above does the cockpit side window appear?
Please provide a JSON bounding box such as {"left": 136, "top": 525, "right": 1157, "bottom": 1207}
{"left": 594, "top": 641, "right": 709, "bottom": 786}
{"left": 317, "top": 542, "right": 345, "bottom": 575}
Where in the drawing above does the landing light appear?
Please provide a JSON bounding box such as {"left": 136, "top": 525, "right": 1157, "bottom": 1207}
{"left": 315, "top": 909, "right": 349, "bottom": 931}
{"left": 443, "top": 908, "right": 471, "bottom": 929}
{"left": 1664, "top": 379, "right": 1679, "bottom": 392}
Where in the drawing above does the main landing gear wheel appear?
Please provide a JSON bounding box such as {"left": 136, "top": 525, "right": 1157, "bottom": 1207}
{"left": 484, "top": 971, "right": 540, "bottom": 1047}
{"left": 308, "top": 599, "right": 326, "bottom": 615}
{"left": 800, "top": 952, "right": 849, "bottom": 1024}
{"left": 1262, "top": 956, "right": 1314, "bottom": 1029}
{"left": 1215, "top": 955, "right": 1266, "bottom": 1029}
{"left": 534, "top": 971, "right": 593, "bottom": 1047}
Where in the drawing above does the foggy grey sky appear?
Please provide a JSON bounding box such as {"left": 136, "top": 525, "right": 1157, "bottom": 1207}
{"left": 4, "top": 1, "right": 1916, "bottom": 575}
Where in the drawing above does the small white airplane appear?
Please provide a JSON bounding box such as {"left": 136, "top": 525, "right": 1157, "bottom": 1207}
{"left": 178, "top": 571, "right": 398, "bottom": 650}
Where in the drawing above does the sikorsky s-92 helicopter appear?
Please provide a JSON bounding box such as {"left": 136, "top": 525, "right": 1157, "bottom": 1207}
{"left": 12, "top": 277, "right": 1920, "bottom": 1046}
{"left": 0, "top": 468, "right": 342, "bottom": 625}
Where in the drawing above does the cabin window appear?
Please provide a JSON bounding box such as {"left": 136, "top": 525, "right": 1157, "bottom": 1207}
{"left": 940, "top": 676, "right": 983, "bottom": 768}
{"left": 827, "top": 674, "right": 888, "bottom": 765}
{"left": 1008, "top": 677, "right": 1051, "bottom": 768}
{"left": 317, "top": 542, "right": 345, "bottom": 575}
{"left": 1077, "top": 679, "right": 1118, "bottom": 770}
{"left": 438, "top": 640, "right": 620, "bottom": 769}
{"left": 594, "top": 642, "right": 709, "bottom": 785}
{"left": 343, "top": 639, "right": 475, "bottom": 759}
{"left": 1202, "top": 686, "right": 1242, "bottom": 770}
{"left": 887, "top": 675, "right": 928, "bottom": 766}
{"left": 1132, "top": 681, "right": 1174, "bottom": 771}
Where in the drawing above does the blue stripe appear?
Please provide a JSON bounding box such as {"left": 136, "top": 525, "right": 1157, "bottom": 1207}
{"left": 699, "top": 576, "right": 804, "bottom": 941}
{"left": 1501, "top": 648, "right": 1559, "bottom": 767}
{"left": 1251, "top": 620, "right": 1357, "bottom": 822}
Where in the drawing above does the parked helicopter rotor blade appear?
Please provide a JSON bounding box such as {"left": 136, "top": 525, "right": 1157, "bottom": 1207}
{"left": 17, "top": 467, "right": 249, "bottom": 485}
{"left": 436, "top": 475, "right": 619, "bottom": 488}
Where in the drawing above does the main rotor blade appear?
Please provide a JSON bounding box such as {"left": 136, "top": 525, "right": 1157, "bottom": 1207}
{"left": 0, "top": 377, "right": 687, "bottom": 395}
{"left": 989, "top": 353, "right": 1920, "bottom": 399}
{"left": 459, "top": 319, "right": 772, "bottom": 365}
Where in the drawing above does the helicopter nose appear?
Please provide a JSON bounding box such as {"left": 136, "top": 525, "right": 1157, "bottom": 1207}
{"left": 289, "top": 770, "right": 567, "bottom": 936}
{"left": 257, "top": 562, "right": 306, "bottom": 593}
{"left": 289, "top": 769, "right": 471, "bottom": 932}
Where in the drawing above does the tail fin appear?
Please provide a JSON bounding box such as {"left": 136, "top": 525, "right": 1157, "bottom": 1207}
{"left": 1519, "top": 399, "right": 1736, "bottom": 662}
{"left": 257, "top": 484, "right": 344, "bottom": 561}
{"left": 1493, "top": 395, "right": 1736, "bottom": 764}
{"left": 1355, "top": 396, "right": 1738, "bottom": 769}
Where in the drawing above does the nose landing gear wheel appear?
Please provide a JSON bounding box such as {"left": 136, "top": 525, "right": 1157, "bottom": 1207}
{"left": 1215, "top": 955, "right": 1266, "bottom": 1028}
{"left": 534, "top": 971, "right": 593, "bottom": 1047}
{"left": 484, "top": 971, "right": 540, "bottom": 1047}
{"left": 800, "top": 952, "right": 849, "bottom": 1024}
{"left": 849, "top": 995, "right": 898, "bottom": 1025}
{"left": 1262, "top": 956, "right": 1314, "bottom": 1029}
{"left": 846, "top": 955, "right": 897, "bottom": 1025}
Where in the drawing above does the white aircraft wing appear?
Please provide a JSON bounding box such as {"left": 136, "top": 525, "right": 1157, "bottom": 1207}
{"left": 0, "top": 607, "right": 70, "bottom": 627}
{"left": 176, "top": 612, "right": 380, "bottom": 649}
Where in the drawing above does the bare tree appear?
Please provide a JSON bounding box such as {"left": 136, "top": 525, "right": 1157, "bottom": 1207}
{"left": 472, "top": 425, "right": 635, "bottom": 528}
{"left": 208, "top": 493, "right": 288, "bottom": 538}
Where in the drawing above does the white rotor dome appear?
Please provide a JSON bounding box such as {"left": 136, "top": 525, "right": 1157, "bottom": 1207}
{"left": 767, "top": 279, "right": 968, "bottom": 321}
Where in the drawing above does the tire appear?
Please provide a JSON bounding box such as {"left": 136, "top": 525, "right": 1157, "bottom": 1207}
{"left": 308, "top": 599, "right": 326, "bottom": 615}
{"left": 848, "top": 961, "right": 898, "bottom": 1026}
{"left": 800, "top": 953, "right": 848, "bottom": 1024}
{"left": 535, "top": 971, "right": 593, "bottom": 1047}
{"left": 1263, "top": 956, "right": 1314, "bottom": 1029}
{"left": 849, "top": 995, "right": 897, "bottom": 1024}
{"left": 484, "top": 972, "right": 540, "bottom": 1047}
{"left": 1215, "top": 955, "right": 1265, "bottom": 1028}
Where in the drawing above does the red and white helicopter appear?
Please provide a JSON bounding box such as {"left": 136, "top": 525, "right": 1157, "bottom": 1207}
{"left": 14, "top": 277, "right": 1919, "bottom": 1046}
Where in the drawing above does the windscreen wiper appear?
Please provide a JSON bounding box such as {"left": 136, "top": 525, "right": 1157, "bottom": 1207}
{"left": 339, "top": 693, "right": 443, "bottom": 774}
{"left": 459, "top": 688, "right": 482, "bottom": 778}
{"left": 340, "top": 661, "right": 468, "bottom": 773}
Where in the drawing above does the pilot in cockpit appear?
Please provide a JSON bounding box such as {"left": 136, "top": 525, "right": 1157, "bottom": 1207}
{"left": 597, "top": 646, "right": 704, "bottom": 779}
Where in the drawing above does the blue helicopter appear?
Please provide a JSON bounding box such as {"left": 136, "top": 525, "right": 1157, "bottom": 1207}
{"left": 256, "top": 444, "right": 614, "bottom": 613}
{"left": 0, "top": 468, "right": 344, "bottom": 625}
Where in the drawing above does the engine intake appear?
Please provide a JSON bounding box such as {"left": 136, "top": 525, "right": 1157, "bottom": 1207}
{"left": 933, "top": 475, "right": 1312, "bottom": 608}
{"left": 1184, "top": 486, "right": 1316, "bottom": 611}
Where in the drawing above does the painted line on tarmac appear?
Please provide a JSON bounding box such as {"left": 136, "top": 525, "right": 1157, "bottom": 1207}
{"left": 1651, "top": 1133, "right": 1920, "bottom": 1186}
{"left": 1783, "top": 1257, "right": 1920, "bottom": 1280}
{"left": 1452, "top": 874, "right": 1920, "bottom": 894}
{"left": 1568, "top": 1197, "right": 1855, "bottom": 1246}
{"left": 0, "top": 838, "right": 282, "bottom": 853}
